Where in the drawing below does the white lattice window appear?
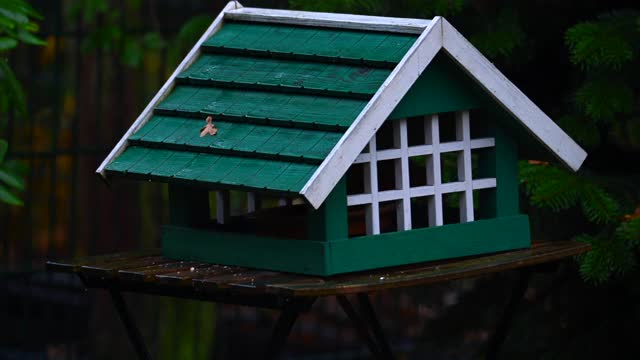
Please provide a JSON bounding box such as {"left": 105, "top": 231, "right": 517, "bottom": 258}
{"left": 347, "top": 110, "right": 497, "bottom": 235}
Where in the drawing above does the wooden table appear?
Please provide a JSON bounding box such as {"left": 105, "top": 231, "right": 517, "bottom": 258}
{"left": 46, "top": 241, "right": 589, "bottom": 360}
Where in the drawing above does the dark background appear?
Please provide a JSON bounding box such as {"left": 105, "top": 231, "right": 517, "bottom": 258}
{"left": 1, "top": 0, "right": 639, "bottom": 359}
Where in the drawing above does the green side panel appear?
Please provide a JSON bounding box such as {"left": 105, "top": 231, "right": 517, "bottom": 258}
{"left": 162, "top": 226, "right": 328, "bottom": 275}
{"left": 179, "top": 54, "right": 390, "bottom": 96}
{"left": 162, "top": 216, "right": 529, "bottom": 276}
{"left": 389, "top": 52, "right": 487, "bottom": 119}
{"left": 203, "top": 22, "right": 417, "bottom": 64}
{"left": 493, "top": 112, "right": 520, "bottom": 217}
{"left": 155, "top": 85, "right": 366, "bottom": 128}
{"left": 307, "top": 178, "right": 348, "bottom": 241}
{"left": 129, "top": 115, "right": 342, "bottom": 162}
{"left": 106, "top": 147, "right": 317, "bottom": 193}
{"left": 168, "top": 184, "right": 209, "bottom": 227}
{"left": 327, "top": 215, "right": 531, "bottom": 275}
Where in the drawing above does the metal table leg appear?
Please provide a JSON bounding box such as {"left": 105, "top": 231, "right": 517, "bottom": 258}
{"left": 357, "top": 293, "right": 394, "bottom": 360}
{"left": 485, "top": 268, "right": 532, "bottom": 360}
{"left": 337, "top": 295, "right": 383, "bottom": 359}
{"left": 109, "top": 288, "right": 153, "bottom": 360}
{"left": 264, "top": 297, "right": 316, "bottom": 360}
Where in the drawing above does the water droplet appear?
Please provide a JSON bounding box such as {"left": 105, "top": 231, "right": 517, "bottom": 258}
{"left": 190, "top": 267, "right": 195, "bottom": 271}
{"left": 379, "top": 276, "right": 385, "bottom": 281}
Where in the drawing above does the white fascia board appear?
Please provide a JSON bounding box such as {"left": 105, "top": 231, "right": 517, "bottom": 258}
{"left": 300, "top": 17, "right": 444, "bottom": 209}
{"left": 224, "top": 7, "right": 430, "bottom": 34}
{"left": 440, "top": 19, "right": 587, "bottom": 171}
{"left": 95, "top": 1, "right": 243, "bottom": 178}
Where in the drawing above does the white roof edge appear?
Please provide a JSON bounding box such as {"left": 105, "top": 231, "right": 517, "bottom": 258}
{"left": 95, "top": 1, "right": 243, "bottom": 178}
{"left": 440, "top": 18, "right": 587, "bottom": 171}
{"left": 301, "top": 17, "right": 587, "bottom": 209}
{"left": 224, "top": 7, "right": 430, "bottom": 34}
{"left": 300, "top": 17, "right": 444, "bottom": 209}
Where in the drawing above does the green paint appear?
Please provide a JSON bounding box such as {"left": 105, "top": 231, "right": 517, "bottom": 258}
{"left": 162, "top": 215, "right": 530, "bottom": 276}
{"left": 179, "top": 54, "right": 390, "bottom": 96}
{"left": 328, "top": 215, "right": 530, "bottom": 274}
{"left": 493, "top": 111, "right": 520, "bottom": 217}
{"left": 130, "top": 115, "right": 341, "bottom": 162}
{"left": 107, "top": 146, "right": 318, "bottom": 193}
{"left": 155, "top": 85, "right": 366, "bottom": 129}
{"left": 389, "top": 52, "right": 487, "bottom": 119}
{"left": 307, "top": 178, "right": 348, "bottom": 241}
{"left": 203, "top": 22, "right": 417, "bottom": 64}
{"left": 162, "top": 225, "right": 329, "bottom": 275}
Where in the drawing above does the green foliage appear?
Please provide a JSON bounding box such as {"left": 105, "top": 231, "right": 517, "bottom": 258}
{"left": 0, "top": 139, "right": 24, "bottom": 206}
{"left": 0, "top": 0, "right": 44, "bottom": 116}
{"left": 575, "top": 79, "right": 634, "bottom": 121}
{"left": 519, "top": 162, "right": 620, "bottom": 224}
{"left": 566, "top": 12, "right": 639, "bottom": 70}
{"left": 0, "top": 0, "right": 43, "bottom": 206}
{"left": 71, "top": 0, "right": 167, "bottom": 68}
{"left": 469, "top": 7, "right": 525, "bottom": 60}
{"left": 290, "top": 0, "right": 466, "bottom": 18}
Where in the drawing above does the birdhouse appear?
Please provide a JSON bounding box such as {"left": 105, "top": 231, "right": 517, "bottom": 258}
{"left": 98, "top": 3, "right": 587, "bottom": 275}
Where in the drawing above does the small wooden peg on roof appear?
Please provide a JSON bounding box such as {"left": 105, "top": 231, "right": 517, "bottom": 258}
{"left": 200, "top": 116, "right": 218, "bottom": 137}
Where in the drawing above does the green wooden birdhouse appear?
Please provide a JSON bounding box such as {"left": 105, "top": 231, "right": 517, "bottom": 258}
{"left": 98, "top": 2, "right": 587, "bottom": 276}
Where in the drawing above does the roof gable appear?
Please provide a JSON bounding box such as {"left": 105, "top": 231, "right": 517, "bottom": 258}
{"left": 98, "top": 3, "right": 586, "bottom": 210}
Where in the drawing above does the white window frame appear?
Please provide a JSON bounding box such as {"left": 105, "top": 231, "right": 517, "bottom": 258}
{"left": 347, "top": 110, "right": 496, "bottom": 235}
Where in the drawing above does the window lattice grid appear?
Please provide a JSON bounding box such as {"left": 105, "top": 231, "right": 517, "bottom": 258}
{"left": 347, "top": 111, "right": 497, "bottom": 235}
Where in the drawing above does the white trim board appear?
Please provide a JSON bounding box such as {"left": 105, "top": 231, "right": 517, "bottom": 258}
{"left": 95, "top": 1, "right": 243, "bottom": 178}
{"left": 440, "top": 19, "right": 587, "bottom": 172}
{"left": 300, "top": 16, "right": 587, "bottom": 209}
{"left": 224, "top": 7, "right": 431, "bottom": 34}
{"left": 300, "top": 17, "right": 445, "bottom": 209}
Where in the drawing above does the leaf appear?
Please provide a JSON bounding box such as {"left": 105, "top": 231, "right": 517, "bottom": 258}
{"left": 0, "top": 182, "right": 23, "bottom": 206}
{"left": 0, "top": 139, "right": 7, "bottom": 163}
{"left": 576, "top": 234, "right": 635, "bottom": 284}
{"left": 575, "top": 79, "right": 633, "bottom": 121}
{"left": 0, "top": 168, "right": 24, "bottom": 190}
{"left": 565, "top": 13, "right": 639, "bottom": 69}
{"left": 14, "top": 28, "right": 46, "bottom": 46}
{"left": 0, "top": 7, "right": 29, "bottom": 25}
{"left": 0, "top": 37, "right": 18, "bottom": 50}
{"left": 0, "top": 59, "right": 27, "bottom": 115}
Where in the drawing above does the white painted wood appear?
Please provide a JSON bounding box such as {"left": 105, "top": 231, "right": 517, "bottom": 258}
{"left": 441, "top": 19, "right": 587, "bottom": 171}
{"left": 472, "top": 178, "right": 497, "bottom": 189}
{"left": 439, "top": 182, "right": 466, "bottom": 193}
{"left": 225, "top": 7, "right": 431, "bottom": 34}
{"left": 355, "top": 137, "right": 493, "bottom": 163}
{"left": 365, "top": 136, "right": 380, "bottom": 235}
{"left": 409, "top": 185, "right": 435, "bottom": 198}
{"left": 301, "top": 17, "right": 444, "bottom": 209}
{"left": 425, "top": 115, "right": 443, "bottom": 227}
{"left": 456, "top": 111, "right": 474, "bottom": 222}
{"left": 347, "top": 193, "right": 373, "bottom": 206}
{"left": 216, "top": 190, "right": 230, "bottom": 225}
{"left": 95, "top": 1, "right": 242, "bottom": 178}
{"left": 393, "top": 119, "right": 412, "bottom": 231}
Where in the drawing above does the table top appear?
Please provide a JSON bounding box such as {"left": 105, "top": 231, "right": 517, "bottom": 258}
{"left": 46, "top": 241, "right": 589, "bottom": 299}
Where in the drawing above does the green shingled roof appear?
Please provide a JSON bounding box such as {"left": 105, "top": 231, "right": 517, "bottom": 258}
{"left": 105, "top": 21, "right": 418, "bottom": 193}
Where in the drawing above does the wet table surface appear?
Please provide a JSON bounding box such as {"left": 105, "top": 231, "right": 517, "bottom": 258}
{"left": 46, "top": 241, "right": 590, "bottom": 299}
